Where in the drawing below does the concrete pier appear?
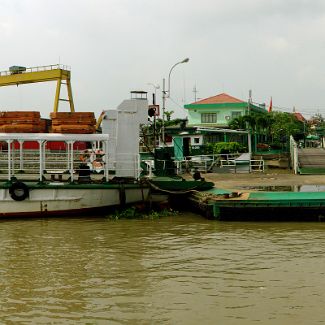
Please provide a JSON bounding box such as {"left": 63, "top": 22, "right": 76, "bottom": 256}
{"left": 184, "top": 170, "right": 325, "bottom": 192}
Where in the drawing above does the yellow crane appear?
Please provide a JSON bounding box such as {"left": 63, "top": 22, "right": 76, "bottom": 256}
{"left": 0, "top": 64, "right": 75, "bottom": 112}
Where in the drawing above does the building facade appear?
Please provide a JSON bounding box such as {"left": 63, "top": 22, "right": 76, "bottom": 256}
{"left": 184, "top": 93, "right": 266, "bottom": 127}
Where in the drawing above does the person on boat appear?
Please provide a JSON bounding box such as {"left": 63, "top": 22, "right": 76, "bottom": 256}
{"left": 77, "top": 163, "right": 91, "bottom": 183}
{"left": 91, "top": 150, "right": 105, "bottom": 173}
{"left": 193, "top": 168, "right": 205, "bottom": 181}
{"left": 80, "top": 149, "right": 91, "bottom": 163}
{"left": 80, "top": 149, "right": 104, "bottom": 173}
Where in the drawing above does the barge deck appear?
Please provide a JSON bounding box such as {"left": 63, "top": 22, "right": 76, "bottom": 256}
{"left": 188, "top": 189, "right": 325, "bottom": 221}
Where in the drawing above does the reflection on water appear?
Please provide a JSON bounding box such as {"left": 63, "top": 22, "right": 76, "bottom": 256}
{"left": 0, "top": 215, "right": 324, "bottom": 324}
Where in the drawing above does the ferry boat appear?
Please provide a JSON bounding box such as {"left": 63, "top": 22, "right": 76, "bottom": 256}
{"left": 0, "top": 91, "right": 214, "bottom": 218}
{"left": 0, "top": 93, "right": 153, "bottom": 217}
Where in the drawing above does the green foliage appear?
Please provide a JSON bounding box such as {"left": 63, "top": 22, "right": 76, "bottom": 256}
{"left": 228, "top": 116, "right": 246, "bottom": 130}
{"left": 228, "top": 111, "right": 306, "bottom": 146}
{"left": 140, "top": 117, "right": 187, "bottom": 150}
{"left": 110, "top": 207, "right": 137, "bottom": 220}
{"left": 107, "top": 207, "right": 178, "bottom": 220}
{"left": 269, "top": 111, "right": 304, "bottom": 143}
{"left": 311, "top": 113, "right": 324, "bottom": 126}
{"left": 205, "top": 141, "right": 246, "bottom": 154}
{"left": 164, "top": 110, "right": 174, "bottom": 122}
{"left": 228, "top": 112, "right": 273, "bottom": 134}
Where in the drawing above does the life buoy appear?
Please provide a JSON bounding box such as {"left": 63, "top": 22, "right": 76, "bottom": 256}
{"left": 9, "top": 182, "right": 29, "bottom": 201}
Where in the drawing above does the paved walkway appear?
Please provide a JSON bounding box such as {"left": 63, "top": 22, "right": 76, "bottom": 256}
{"left": 185, "top": 169, "right": 325, "bottom": 191}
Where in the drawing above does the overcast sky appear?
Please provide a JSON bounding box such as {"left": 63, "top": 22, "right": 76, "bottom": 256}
{"left": 1, "top": 0, "right": 325, "bottom": 119}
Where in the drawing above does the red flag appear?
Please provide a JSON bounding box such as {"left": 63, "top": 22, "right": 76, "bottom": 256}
{"left": 268, "top": 97, "right": 272, "bottom": 113}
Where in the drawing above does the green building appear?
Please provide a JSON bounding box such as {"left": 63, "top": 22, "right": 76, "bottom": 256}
{"left": 157, "top": 93, "right": 268, "bottom": 160}
{"left": 184, "top": 93, "right": 266, "bottom": 127}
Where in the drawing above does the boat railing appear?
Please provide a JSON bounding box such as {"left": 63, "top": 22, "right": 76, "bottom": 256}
{"left": 0, "top": 148, "right": 144, "bottom": 181}
{"left": 0, "top": 149, "right": 84, "bottom": 176}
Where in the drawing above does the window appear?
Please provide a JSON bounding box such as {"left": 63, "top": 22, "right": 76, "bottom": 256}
{"left": 205, "top": 134, "right": 224, "bottom": 143}
{"left": 231, "top": 111, "right": 242, "bottom": 119}
{"left": 201, "top": 113, "right": 217, "bottom": 123}
{"left": 194, "top": 137, "right": 200, "bottom": 144}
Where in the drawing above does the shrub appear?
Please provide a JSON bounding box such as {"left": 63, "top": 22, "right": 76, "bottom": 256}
{"left": 205, "top": 142, "right": 247, "bottom": 154}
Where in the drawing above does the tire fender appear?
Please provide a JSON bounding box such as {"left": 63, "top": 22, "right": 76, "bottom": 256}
{"left": 9, "top": 182, "right": 29, "bottom": 201}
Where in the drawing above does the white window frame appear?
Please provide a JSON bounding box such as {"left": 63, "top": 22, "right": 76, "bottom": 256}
{"left": 201, "top": 113, "right": 217, "bottom": 123}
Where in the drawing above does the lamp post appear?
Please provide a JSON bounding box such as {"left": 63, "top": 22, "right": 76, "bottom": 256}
{"left": 162, "top": 58, "right": 189, "bottom": 144}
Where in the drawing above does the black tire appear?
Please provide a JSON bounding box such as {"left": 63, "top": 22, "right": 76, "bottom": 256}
{"left": 9, "top": 182, "right": 29, "bottom": 201}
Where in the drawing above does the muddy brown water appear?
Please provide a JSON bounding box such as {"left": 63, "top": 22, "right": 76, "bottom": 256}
{"left": 0, "top": 214, "right": 324, "bottom": 324}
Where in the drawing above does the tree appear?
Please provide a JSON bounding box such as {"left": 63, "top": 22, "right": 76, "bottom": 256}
{"left": 268, "top": 111, "right": 304, "bottom": 143}
{"left": 164, "top": 110, "right": 174, "bottom": 122}
{"left": 228, "top": 116, "right": 246, "bottom": 130}
{"left": 228, "top": 111, "right": 304, "bottom": 149}
{"left": 310, "top": 113, "right": 324, "bottom": 126}
{"left": 140, "top": 116, "right": 186, "bottom": 151}
{"left": 228, "top": 112, "right": 271, "bottom": 134}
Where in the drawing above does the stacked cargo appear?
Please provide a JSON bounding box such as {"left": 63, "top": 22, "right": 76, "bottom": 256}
{"left": 50, "top": 112, "right": 96, "bottom": 134}
{"left": 0, "top": 111, "right": 45, "bottom": 132}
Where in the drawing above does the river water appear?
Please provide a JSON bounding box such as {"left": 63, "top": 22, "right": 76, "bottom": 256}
{"left": 0, "top": 214, "right": 325, "bottom": 324}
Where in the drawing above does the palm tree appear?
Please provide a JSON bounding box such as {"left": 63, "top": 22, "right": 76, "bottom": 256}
{"left": 228, "top": 116, "right": 246, "bottom": 130}
{"left": 164, "top": 110, "right": 174, "bottom": 122}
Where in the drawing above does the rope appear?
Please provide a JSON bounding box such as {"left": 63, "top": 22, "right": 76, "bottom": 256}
{"left": 145, "top": 179, "right": 202, "bottom": 195}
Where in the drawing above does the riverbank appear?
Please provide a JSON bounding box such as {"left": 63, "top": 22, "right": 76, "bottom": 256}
{"left": 184, "top": 169, "right": 325, "bottom": 191}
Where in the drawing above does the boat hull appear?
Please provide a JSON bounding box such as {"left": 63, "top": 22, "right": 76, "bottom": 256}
{"left": 188, "top": 190, "right": 325, "bottom": 221}
{"left": 214, "top": 191, "right": 325, "bottom": 221}
{"left": 0, "top": 183, "right": 149, "bottom": 218}
{"left": 214, "top": 206, "right": 325, "bottom": 221}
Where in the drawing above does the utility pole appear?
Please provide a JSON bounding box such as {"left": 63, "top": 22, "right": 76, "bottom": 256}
{"left": 193, "top": 84, "right": 198, "bottom": 102}
{"left": 162, "top": 78, "right": 166, "bottom": 143}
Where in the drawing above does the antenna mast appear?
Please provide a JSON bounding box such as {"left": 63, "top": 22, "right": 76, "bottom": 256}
{"left": 193, "top": 84, "right": 198, "bottom": 102}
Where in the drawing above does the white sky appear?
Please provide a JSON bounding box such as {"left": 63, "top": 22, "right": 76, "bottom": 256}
{"left": 0, "top": 0, "right": 325, "bottom": 119}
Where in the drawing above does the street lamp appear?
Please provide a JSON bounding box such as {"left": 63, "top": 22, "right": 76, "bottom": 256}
{"left": 162, "top": 58, "right": 190, "bottom": 143}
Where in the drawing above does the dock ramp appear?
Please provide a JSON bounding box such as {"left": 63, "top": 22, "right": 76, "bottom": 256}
{"left": 298, "top": 148, "right": 325, "bottom": 174}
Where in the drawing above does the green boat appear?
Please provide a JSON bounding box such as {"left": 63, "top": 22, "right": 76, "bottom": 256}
{"left": 148, "top": 176, "right": 214, "bottom": 193}
{"left": 191, "top": 189, "right": 325, "bottom": 221}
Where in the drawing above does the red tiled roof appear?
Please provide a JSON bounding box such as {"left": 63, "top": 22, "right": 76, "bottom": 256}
{"left": 191, "top": 93, "right": 244, "bottom": 105}
{"left": 293, "top": 112, "right": 306, "bottom": 122}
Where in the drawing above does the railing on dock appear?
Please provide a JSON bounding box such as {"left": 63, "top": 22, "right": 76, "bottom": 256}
{"left": 220, "top": 158, "right": 264, "bottom": 173}
{"left": 290, "top": 135, "right": 298, "bottom": 174}
{"left": 173, "top": 153, "right": 256, "bottom": 174}
{"left": 173, "top": 153, "right": 264, "bottom": 174}
{"left": 174, "top": 154, "right": 235, "bottom": 174}
{"left": 250, "top": 159, "right": 265, "bottom": 172}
